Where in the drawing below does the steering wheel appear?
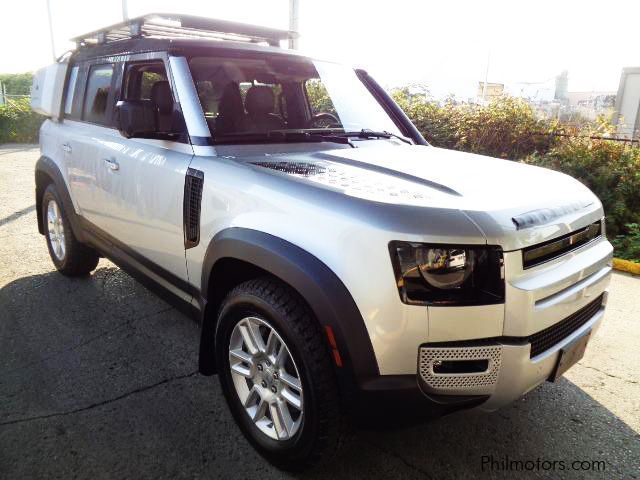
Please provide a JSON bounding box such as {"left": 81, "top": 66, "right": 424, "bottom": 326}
{"left": 308, "top": 112, "right": 341, "bottom": 129}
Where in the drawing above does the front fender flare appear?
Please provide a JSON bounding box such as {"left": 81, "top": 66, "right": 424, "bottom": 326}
{"left": 198, "top": 228, "right": 380, "bottom": 392}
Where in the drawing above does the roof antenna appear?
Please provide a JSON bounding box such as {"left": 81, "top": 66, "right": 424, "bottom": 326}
{"left": 46, "top": 0, "right": 57, "bottom": 61}
{"left": 288, "top": 0, "right": 299, "bottom": 49}
{"left": 122, "top": 0, "right": 129, "bottom": 20}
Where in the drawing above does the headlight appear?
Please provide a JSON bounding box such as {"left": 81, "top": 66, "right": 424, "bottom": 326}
{"left": 389, "top": 242, "right": 504, "bottom": 306}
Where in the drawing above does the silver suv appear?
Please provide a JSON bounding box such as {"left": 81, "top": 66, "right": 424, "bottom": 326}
{"left": 33, "top": 14, "right": 612, "bottom": 470}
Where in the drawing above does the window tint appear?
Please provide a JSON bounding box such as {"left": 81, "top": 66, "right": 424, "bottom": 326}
{"left": 64, "top": 66, "right": 79, "bottom": 115}
{"left": 83, "top": 64, "right": 114, "bottom": 125}
{"left": 123, "top": 61, "right": 179, "bottom": 134}
{"left": 124, "top": 62, "right": 168, "bottom": 101}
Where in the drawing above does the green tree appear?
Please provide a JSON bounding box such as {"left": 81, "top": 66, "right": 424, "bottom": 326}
{"left": 0, "top": 72, "right": 34, "bottom": 96}
{"left": 305, "top": 79, "right": 336, "bottom": 116}
{"left": 0, "top": 97, "right": 43, "bottom": 143}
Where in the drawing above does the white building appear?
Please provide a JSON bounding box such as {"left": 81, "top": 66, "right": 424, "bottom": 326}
{"left": 613, "top": 67, "right": 640, "bottom": 139}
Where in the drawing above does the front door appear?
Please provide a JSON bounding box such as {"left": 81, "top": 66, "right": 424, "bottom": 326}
{"left": 96, "top": 56, "right": 194, "bottom": 288}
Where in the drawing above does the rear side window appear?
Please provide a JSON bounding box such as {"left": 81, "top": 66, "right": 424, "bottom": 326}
{"left": 64, "top": 66, "right": 79, "bottom": 116}
{"left": 83, "top": 64, "right": 114, "bottom": 125}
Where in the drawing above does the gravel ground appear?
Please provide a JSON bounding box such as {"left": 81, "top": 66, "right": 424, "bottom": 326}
{"left": 1, "top": 145, "right": 638, "bottom": 479}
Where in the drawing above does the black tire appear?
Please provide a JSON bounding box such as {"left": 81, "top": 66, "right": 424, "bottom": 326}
{"left": 215, "top": 277, "right": 345, "bottom": 471}
{"left": 42, "top": 184, "right": 99, "bottom": 276}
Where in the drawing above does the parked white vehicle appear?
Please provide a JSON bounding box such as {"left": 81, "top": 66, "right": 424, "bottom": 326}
{"left": 34, "top": 14, "right": 612, "bottom": 470}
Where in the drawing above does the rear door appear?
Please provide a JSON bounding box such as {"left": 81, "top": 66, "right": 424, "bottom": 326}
{"left": 46, "top": 64, "right": 82, "bottom": 211}
{"left": 64, "top": 60, "right": 119, "bottom": 227}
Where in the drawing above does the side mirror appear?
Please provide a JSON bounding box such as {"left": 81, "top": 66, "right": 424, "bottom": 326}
{"left": 115, "top": 100, "right": 157, "bottom": 139}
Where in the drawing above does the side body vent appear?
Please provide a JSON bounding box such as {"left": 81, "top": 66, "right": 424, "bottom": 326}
{"left": 184, "top": 168, "right": 204, "bottom": 249}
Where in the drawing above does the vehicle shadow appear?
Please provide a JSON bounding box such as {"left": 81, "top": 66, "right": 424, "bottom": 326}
{"left": 312, "top": 380, "right": 639, "bottom": 479}
{"left": 0, "top": 267, "right": 637, "bottom": 479}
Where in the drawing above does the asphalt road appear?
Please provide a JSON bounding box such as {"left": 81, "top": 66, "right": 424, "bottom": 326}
{"left": 1, "top": 145, "right": 638, "bottom": 479}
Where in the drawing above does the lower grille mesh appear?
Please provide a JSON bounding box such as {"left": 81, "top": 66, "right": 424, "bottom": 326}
{"left": 418, "top": 345, "right": 502, "bottom": 393}
{"left": 528, "top": 294, "right": 604, "bottom": 358}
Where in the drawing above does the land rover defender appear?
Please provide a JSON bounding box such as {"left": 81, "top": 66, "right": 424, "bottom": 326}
{"left": 32, "top": 13, "right": 612, "bottom": 470}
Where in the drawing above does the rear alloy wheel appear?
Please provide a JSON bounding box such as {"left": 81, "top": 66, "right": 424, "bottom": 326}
{"left": 46, "top": 198, "right": 67, "bottom": 262}
{"left": 42, "top": 184, "right": 99, "bottom": 276}
{"left": 216, "top": 277, "right": 345, "bottom": 471}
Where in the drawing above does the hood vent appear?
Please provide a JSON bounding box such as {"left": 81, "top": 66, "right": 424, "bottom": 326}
{"left": 250, "top": 160, "right": 436, "bottom": 203}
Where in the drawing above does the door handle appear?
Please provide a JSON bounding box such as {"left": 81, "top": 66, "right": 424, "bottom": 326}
{"left": 62, "top": 143, "right": 72, "bottom": 153}
{"left": 103, "top": 158, "right": 119, "bottom": 171}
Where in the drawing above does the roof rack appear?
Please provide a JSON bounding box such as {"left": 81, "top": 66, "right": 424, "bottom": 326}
{"left": 71, "top": 13, "right": 297, "bottom": 48}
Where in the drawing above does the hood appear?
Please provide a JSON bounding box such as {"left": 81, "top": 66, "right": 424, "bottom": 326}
{"left": 241, "top": 144, "right": 603, "bottom": 251}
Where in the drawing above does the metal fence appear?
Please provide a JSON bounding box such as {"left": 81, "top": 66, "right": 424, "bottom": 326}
{"left": 0, "top": 81, "right": 30, "bottom": 106}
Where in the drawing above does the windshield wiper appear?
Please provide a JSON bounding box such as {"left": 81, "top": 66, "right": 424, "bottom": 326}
{"left": 269, "top": 130, "right": 355, "bottom": 147}
{"left": 212, "top": 130, "right": 355, "bottom": 147}
{"left": 344, "top": 129, "right": 413, "bottom": 145}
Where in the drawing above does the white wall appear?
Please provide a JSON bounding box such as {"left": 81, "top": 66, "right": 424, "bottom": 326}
{"left": 615, "top": 69, "right": 640, "bottom": 138}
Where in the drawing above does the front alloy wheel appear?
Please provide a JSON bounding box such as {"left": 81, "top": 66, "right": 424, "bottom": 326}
{"left": 216, "top": 278, "right": 345, "bottom": 470}
{"left": 229, "top": 317, "right": 303, "bottom": 440}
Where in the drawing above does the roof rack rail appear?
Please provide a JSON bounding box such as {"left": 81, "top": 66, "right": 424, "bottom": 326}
{"left": 71, "top": 13, "right": 297, "bottom": 48}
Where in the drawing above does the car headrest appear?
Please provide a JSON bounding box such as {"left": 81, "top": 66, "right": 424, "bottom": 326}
{"left": 150, "top": 81, "right": 173, "bottom": 114}
{"left": 245, "top": 86, "right": 275, "bottom": 116}
{"left": 218, "top": 82, "right": 244, "bottom": 118}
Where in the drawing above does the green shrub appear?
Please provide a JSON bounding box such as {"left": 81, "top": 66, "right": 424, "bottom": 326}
{"left": 525, "top": 137, "right": 640, "bottom": 238}
{"left": 611, "top": 223, "right": 640, "bottom": 262}
{"left": 392, "top": 89, "right": 558, "bottom": 159}
{"left": 0, "top": 97, "right": 43, "bottom": 143}
{"left": 0, "top": 72, "right": 33, "bottom": 96}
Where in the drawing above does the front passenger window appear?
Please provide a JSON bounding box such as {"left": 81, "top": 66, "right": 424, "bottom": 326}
{"left": 123, "top": 61, "right": 175, "bottom": 133}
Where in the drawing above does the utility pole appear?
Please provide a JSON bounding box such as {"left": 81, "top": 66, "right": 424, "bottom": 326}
{"left": 288, "top": 0, "right": 299, "bottom": 49}
{"left": 46, "top": 0, "right": 57, "bottom": 61}
{"left": 481, "top": 50, "right": 490, "bottom": 102}
{"left": 122, "top": 0, "right": 129, "bottom": 20}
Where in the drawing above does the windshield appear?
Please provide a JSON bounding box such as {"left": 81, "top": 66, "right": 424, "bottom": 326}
{"left": 188, "top": 55, "right": 404, "bottom": 143}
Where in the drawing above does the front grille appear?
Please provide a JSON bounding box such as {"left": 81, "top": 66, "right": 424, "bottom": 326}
{"left": 528, "top": 294, "right": 604, "bottom": 358}
{"left": 183, "top": 168, "right": 204, "bottom": 249}
{"left": 418, "top": 345, "right": 502, "bottom": 394}
{"left": 522, "top": 220, "right": 602, "bottom": 269}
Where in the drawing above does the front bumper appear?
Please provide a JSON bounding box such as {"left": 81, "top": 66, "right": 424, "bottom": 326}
{"left": 481, "top": 308, "right": 605, "bottom": 412}
{"left": 349, "top": 294, "right": 607, "bottom": 422}
{"left": 418, "top": 292, "right": 607, "bottom": 411}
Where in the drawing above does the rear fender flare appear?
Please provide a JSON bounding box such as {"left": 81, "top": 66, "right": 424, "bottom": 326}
{"left": 35, "top": 156, "right": 85, "bottom": 241}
